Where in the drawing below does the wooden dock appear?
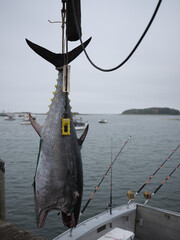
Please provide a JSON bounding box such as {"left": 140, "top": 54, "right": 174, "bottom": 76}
{"left": 0, "top": 157, "right": 46, "bottom": 239}
{"left": 0, "top": 220, "right": 45, "bottom": 240}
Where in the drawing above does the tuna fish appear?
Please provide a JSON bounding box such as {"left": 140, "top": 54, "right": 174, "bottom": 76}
{"left": 27, "top": 38, "right": 91, "bottom": 228}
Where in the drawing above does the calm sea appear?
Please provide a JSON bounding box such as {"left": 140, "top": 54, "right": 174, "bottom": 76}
{"left": 0, "top": 114, "right": 180, "bottom": 239}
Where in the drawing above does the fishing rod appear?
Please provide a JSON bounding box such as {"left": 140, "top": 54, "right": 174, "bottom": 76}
{"left": 144, "top": 162, "right": 180, "bottom": 204}
{"left": 81, "top": 136, "right": 131, "bottom": 215}
{"left": 109, "top": 138, "right": 113, "bottom": 215}
{"left": 127, "top": 144, "right": 180, "bottom": 204}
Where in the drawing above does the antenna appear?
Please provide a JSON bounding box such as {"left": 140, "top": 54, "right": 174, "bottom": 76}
{"left": 109, "top": 138, "right": 113, "bottom": 214}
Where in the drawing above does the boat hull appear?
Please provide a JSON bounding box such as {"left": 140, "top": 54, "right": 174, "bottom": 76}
{"left": 53, "top": 203, "right": 180, "bottom": 240}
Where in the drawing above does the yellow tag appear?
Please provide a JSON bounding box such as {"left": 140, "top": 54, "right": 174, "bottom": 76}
{"left": 62, "top": 118, "right": 71, "bottom": 135}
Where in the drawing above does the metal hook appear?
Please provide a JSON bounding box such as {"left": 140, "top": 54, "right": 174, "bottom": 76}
{"left": 69, "top": 228, "right": 73, "bottom": 237}
{"left": 48, "top": 20, "right": 61, "bottom": 24}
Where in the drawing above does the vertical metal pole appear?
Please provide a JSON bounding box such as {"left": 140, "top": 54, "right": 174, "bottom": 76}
{"left": 61, "top": 0, "right": 66, "bottom": 55}
{"left": 0, "top": 157, "right": 5, "bottom": 221}
{"left": 61, "top": 0, "right": 69, "bottom": 115}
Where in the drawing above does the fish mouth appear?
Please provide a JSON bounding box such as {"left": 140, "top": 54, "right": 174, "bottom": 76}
{"left": 37, "top": 209, "right": 49, "bottom": 228}
{"left": 61, "top": 211, "right": 75, "bottom": 228}
{"left": 37, "top": 209, "right": 76, "bottom": 229}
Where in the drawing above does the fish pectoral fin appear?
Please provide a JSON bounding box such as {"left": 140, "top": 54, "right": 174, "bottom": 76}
{"left": 29, "top": 113, "right": 43, "bottom": 137}
{"left": 63, "top": 170, "right": 71, "bottom": 195}
{"left": 74, "top": 191, "right": 80, "bottom": 198}
{"left": 77, "top": 124, "right": 89, "bottom": 146}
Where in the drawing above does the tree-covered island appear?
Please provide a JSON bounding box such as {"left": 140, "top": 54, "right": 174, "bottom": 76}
{"left": 122, "top": 107, "right": 180, "bottom": 115}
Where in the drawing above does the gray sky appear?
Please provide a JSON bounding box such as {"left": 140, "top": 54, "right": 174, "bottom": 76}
{"left": 1, "top": 0, "right": 180, "bottom": 114}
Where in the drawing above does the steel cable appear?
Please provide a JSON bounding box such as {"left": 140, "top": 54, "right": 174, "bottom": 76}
{"left": 72, "top": 0, "right": 162, "bottom": 72}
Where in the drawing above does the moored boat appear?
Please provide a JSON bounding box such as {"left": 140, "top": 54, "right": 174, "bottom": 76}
{"left": 0, "top": 111, "right": 8, "bottom": 117}
{"left": 4, "top": 114, "right": 16, "bottom": 121}
{"left": 20, "top": 115, "right": 36, "bottom": 125}
{"left": 74, "top": 117, "right": 88, "bottom": 131}
{"left": 98, "top": 119, "right": 108, "bottom": 124}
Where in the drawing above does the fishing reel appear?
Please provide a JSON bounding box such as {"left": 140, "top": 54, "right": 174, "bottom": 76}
{"left": 143, "top": 191, "right": 152, "bottom": 200}
{"left": 127, "top": 191, "right": 135, "bottom": 201}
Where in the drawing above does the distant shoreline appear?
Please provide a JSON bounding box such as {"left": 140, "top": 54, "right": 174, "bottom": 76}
{"left": 1, "top": 107, "right": 180, "bottom": 116}
{"left": 122, "top": 107, "right": 180, "bottom": 115}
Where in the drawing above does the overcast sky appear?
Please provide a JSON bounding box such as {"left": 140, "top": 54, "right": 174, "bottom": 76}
{"left": 1, "top": 0, "right": 180, "bottom": 114}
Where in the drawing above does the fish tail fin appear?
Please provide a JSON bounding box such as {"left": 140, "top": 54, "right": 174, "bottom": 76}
{"left": 26, "top": 37, "right": 91, "bottom": 69}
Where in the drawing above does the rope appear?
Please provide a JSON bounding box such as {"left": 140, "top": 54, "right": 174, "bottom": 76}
{"left": 72, "top": 0, "right": 162, "bottom": 72}
{"left": 61, "top": 0, "right": 69, "bottom": 117}
{"left": 33, "top": 138, "right": 43, "bottom": 186}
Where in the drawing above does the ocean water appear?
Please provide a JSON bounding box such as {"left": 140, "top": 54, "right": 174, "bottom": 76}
{"left": 0, "top": 114, "right": 180, "bottom": 239}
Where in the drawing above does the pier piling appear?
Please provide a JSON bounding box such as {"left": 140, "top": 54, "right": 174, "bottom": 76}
{"left": 0, "top": 220, "right": 45, "bottom": 240}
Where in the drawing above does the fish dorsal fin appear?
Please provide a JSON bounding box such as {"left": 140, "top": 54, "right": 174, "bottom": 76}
{"left": 29, "top": 113, "right": 43, "bottom": 137}
{"left": 77, "top": 124, "right": 89, "bottom": 146}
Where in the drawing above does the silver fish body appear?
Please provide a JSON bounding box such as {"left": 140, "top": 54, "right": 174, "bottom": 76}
{"left": 31, "top": 70, "right": 86, "bottom": 228}
{"left": 26, "top": 36, "right": 91, "bottom": 228}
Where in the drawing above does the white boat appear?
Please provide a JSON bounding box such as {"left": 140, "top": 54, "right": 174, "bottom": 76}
{"left": 54, "top": 203, "right": 180, "bottom": 240}
{"left": 4, "top": 114, "right": 16, "bottom": 121}
{"left": 0, "top": 111, "right": 8, "bottom": 117}
{"left": 20, "top": 119, "right": 31, "bottom": 125}
{"left": 18, "top": 114, "right": 25, "bottom": 118}
{"left": 74, "top": 118, "right": 88, "bottom": 131}
{"left": 98, "top": 119, "right": 108, "bottom": 123}
{"left": 20, "top": 115, "right": 36, "bottom": 125}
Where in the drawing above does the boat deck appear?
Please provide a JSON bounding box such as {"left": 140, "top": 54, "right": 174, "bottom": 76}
{"left": 54, "top": 203, "right": 136, "bottom": 240}
{"left": 54, "top": 203, "right": 180, "bottom": 240}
